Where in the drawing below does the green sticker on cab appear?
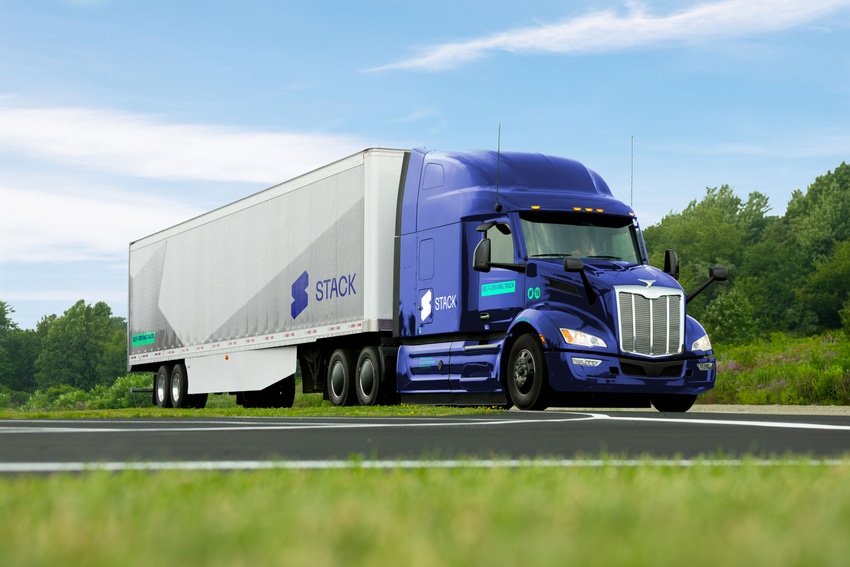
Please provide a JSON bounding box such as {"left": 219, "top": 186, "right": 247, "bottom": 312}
{"left": 481, "top": 280, "right": 516, "bottom": 297}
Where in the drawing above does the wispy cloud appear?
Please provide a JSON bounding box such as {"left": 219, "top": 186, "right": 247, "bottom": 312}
{"left": 0, "top": 181, "right": 202, "bottom": 263}
{"left": 0, "top": 103, "right": 375, "bottom": 264}
{"left": 372, "top": 0, "right": 850, "bottom": 71}
{"left": 0, "top": 105, "right": 369, "bottom": 184}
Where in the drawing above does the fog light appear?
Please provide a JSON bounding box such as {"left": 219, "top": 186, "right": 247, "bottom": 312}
{"left": 572, "top": 357, "right": 602, "bottom": 367}
{"left": 697, "top": 362, "right": 714, "bottom": 371}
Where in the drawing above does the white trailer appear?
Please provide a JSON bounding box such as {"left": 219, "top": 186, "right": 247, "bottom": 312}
{"left": 128, "top": 148, "right": 406, "bottom": 408}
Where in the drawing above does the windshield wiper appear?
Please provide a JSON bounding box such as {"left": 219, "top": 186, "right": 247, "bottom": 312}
{"left": 529, "top": 253, "right": 571, "bottom": 258}
{"left": 586, "top": 255, "right": 623, "bottom": 260}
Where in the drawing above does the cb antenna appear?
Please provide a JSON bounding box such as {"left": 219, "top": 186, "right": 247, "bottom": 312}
{"left": 495, "top": 123, "right": 503, "bottom": 212}
{"left": 630, "top": 135, "right": 634, "bottom": 208}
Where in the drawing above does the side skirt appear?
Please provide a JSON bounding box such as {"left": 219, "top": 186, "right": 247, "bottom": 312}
{"left": 400, "top": 392, "right": 509, "bottom": 406}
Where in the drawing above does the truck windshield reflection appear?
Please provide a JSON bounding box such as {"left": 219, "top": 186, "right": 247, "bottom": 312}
{"left": 520, "top": 212, "right": 642, "bottom": 264}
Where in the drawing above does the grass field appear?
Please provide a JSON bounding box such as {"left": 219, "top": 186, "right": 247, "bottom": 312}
{"left": 1, "top": 462, "right": 849, "bottom": 566}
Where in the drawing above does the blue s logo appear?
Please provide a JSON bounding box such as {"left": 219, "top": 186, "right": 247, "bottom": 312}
{"left": 291, "top": 271, "right": 309, "bottom": 319}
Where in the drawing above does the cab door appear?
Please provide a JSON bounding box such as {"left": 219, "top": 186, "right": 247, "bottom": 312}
{"left": 465, "top": 219, "right": 524, "bottom": 333}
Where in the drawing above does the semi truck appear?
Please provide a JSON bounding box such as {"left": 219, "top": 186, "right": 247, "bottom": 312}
{"left": 128, "top": 147, "right": 726, "bottom": 412}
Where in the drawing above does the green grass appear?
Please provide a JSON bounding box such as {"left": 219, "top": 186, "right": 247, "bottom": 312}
{"left": 703, "top": 332, "right": 850, "bottom": 405}
{"left": 2, "top": 402, "right": 503, "bottom": 419}
{"left": 1, "top": 461, "right": 849, "bottom": 566}
{"left": 0, "top": 373, "right": 505, "bottom": 418}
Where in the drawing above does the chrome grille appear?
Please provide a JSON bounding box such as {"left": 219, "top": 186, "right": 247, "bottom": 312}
{"left": 617, "top": 287, "right": 684, "bottom": 357}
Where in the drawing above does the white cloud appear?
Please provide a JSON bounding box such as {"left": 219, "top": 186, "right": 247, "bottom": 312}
{"left": 372, "top": 0, "right": 850, "bottom": 71}
{"left": 0, "top": 105, "right": 369, "bottom": 184}
{"left": 0, "top": 181, "right": 203, "bottom": 263}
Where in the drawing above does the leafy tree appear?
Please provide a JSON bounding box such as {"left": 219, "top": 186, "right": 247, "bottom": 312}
{"left": 0, "top": 301, "right": 19, "bottom": 390}
{"left": 785, "top": 162, "right": 850, "bottom": 262}
{"left": 34, "top": 300, "right": 126, "bottom": 391}
{"left": 642, "top": 185, "right": 767, "bottom": 321}
{"left": 1, "top": 329, "right": 41, "bottom": 392}
{"left": 799, "top": 239, "right": 850, "bottom": 330}
{"left": 701, "top": 288, "right": 758, "bottom": 345}
{"left": 735, "top": 218, "right": 813, "bottom": 334}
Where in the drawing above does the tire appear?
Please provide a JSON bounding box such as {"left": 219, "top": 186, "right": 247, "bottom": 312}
{"left": 327, "top": 349, "right": 355, "bottom": 406}
{"left": 237, "top": 391, "right": 259, "bottom": 408}
{"left": 651, "top": 394, "right": 697, "bottom": 413}
{"left": 262, "top": 376, "right": 296, "bottom": 408}
{"left": 170, "top": 362, "right": 189, "bottom": 408}
{"left": 506, "top": 334, "right": 549, "bottom": 411}
{"left": 155, "top": 365, "right": 171, "bottom": 408}
{"left": 355, "top": 347, "right": 383, "bottom": 406}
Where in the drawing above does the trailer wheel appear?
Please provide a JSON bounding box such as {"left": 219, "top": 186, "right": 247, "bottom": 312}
{"left": 155, "top": 365, "right": 171, "bottom": 408}
{"left": 355, "top": 347, "right": 382, "bottom": 406}
{"left": 261, "top": 376, "right": 296, "bottom": 408}
{"left": 328, "top": 349, "right": 355, "bottom": 406}
{"left": 170, "top": 362, "right": 189, "bottom": 408}
{"left": 507, "top": 335, "right": 549, "bottom": 411}
{"left": 651, "top": 394, "right": 696, "bottom": 413}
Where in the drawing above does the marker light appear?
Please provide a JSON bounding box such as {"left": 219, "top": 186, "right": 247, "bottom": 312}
{"left": 692, "top": 334, "right": 712, "bottom": 352}
{"left": 531, "top": 205, "right": 541, "bottom": 210}
{"left": 570, "top": 206, "right": 605, "bottom": 213}
{"left": 560, "top": 328, "right": 607, "bottom": 348}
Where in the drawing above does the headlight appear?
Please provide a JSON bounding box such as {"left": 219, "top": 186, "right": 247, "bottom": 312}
{"left": 692, "top": 334, "right": 712, "bottom": 352}
{"left": 560, "top": 328, "right": 607, "bottom": 348}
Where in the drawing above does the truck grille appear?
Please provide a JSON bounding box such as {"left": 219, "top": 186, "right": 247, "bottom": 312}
{"left": 616, "top": 287, "right": 684, "bottom": 357}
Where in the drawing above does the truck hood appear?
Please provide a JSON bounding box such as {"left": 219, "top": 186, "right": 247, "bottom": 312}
{"left": 532, "top": 259, "right": 681, "bottom": 298}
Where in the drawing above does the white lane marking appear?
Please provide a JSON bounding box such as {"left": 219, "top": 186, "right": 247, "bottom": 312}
{"left": 0, "top": 413, "right": 849, "bottom": 434}
{"left": 583, "top": 413, "right": 850, "bottom": 431}
{"left": 0, "top": 458, "right": 847, "bottom": 473}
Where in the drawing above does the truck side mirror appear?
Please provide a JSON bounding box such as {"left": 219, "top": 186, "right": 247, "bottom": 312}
{"left": 664, "top": 249, "right": 679, "bottom": 280}
{"left": 710, "top": 266, "right": 728, "bottom": 281}
{"left": 473, "top": 238, "right": 491, "bottom": 272}
{"left": 686, "top": 265, "right": 729, "bottom": 303}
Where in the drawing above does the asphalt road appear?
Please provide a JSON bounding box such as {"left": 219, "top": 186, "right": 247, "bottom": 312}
{"left": 2, "top": 409, "right": 850, "bottom": 472}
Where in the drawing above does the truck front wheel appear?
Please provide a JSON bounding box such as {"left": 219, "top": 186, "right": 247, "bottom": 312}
{"left": 328, "top": 349, "right": 355, "bottom": 406}
{"left": 651, "top": 394, "right": 696, "bottom": 413}
{"left": 507, "top": 335, "right": 549, "bottom": 411}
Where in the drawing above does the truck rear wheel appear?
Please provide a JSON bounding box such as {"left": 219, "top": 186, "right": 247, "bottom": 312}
{"left": 328, "top": 349, "right": 355, "bottom": 406}
{"left": 507, "top": 335, "right": 549, "bottom": 411}
{"left": 355, "top": 347, "right": 382, "bottom": 406}
{"left": 170, "top": 362, "right": 189, "bottom": 408}
{"left": 155, "top": 365, "right": 171, "bottom": 408}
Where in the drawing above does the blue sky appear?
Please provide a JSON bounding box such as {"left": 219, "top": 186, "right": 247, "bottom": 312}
{"left": 1, "top": 0, "right": 849, "bottom": 329}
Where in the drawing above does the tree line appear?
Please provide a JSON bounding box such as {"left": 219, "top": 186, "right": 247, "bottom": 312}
{"left": 643, "top": 161, "right": 850, "bottom": 344}
{"left": 1, "top": 160, "right": 848, "bottom": 399}
{"left": 0, "top": 300, "right": 126, "bottom": 403}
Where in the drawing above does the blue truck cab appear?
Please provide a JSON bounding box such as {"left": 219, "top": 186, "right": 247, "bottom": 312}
{"left": 394, "top": 148, "right": 726, "bottom": 412}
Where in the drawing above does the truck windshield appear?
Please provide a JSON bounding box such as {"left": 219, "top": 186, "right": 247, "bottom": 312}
{"left": 519, "top": 212, "right": 642, "bottom": 264}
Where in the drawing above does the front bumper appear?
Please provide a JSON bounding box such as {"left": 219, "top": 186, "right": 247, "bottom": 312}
{"left": 545, "top": 350, "right": 716, "bottom": 396}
